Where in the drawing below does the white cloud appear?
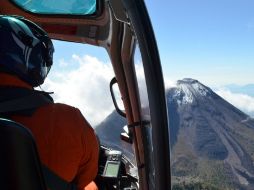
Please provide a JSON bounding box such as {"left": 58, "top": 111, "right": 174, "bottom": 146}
{"left": 41, "top": 55, "right": 115, "bottom": 126}
{"left": 164, "top": 78, "right": 177, "bottom": 89}
{"left": 58, "top": 58, "right": 69, "bottom": 67}
{"left": 215, "top": 89, "right": 254, "bottom": 117}
{"left": 41, "top": 54, "right": 178, "bottom": 126}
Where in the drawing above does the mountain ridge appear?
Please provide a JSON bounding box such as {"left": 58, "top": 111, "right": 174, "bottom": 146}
{"left": 96, "top": 78, "right": 254, "bottom": 189}
{"left": 168, "top": 79, "right": 254, "bottom": 189}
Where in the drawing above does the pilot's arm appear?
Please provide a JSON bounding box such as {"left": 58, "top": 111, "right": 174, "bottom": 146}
{"left": 75, "top": 113, "right": 99, "bottom": 190}
{"left": 85, "top": 181, "right": 98, "bottom": 190}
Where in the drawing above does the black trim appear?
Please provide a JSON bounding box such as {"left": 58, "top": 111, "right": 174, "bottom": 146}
{"left": 128, "top": 121, "right": 150, "bottom": 129}
{"left": 109, "top": 77, "right": 126, "bottom": 117}
{"left": 122, "top": 0, "right": 171, "bottom": 189}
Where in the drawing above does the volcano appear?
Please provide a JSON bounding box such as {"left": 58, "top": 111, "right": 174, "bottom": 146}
{"left": 96, "top": 78, "right": 254, "bottom": 189}
{"left": 168, "top": 78, "right": 254, "bottom": 189}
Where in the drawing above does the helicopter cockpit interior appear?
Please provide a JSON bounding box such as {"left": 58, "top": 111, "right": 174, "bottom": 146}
{"left": 0, "top": 0, "right": 170, "bottom": 189}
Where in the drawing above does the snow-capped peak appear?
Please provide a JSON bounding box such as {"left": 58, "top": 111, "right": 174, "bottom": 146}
{"left": 172, "top": 78, "right": 211, "bottom": 104}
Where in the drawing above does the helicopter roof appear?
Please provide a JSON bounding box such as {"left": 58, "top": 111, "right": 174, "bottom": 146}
{"left": 1, "top": 0, "right": 111, "bottom": 47}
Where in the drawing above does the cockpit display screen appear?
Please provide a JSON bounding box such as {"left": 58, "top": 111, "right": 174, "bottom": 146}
{"left": 104, "top": 161, "right": 120, "bottom": 177}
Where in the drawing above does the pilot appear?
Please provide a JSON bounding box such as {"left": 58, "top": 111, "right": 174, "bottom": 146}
{"left": 0, "top": 15, "right": 99, "bottom": 190}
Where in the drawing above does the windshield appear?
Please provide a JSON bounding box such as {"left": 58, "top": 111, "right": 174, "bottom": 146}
{"left": 41, "top": 40, "right": 136, "bottom": 165}
{"left": 146, "top": 0, "right": 254, "bottom": 189}
{"left": 11, "top": 0, "right": 97, "bottom": 15}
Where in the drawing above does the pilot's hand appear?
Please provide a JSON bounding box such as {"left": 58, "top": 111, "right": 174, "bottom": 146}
{"left": 85, "top": 181, "right": 98, "bottom": 190}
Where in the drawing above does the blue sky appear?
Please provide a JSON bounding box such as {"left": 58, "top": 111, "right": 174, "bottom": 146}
{"left": 45, "top": 0, "right": 254, "bottom": 123}
{"left": 146, "top": 0, "right": 254, "bottom": 86}
{"left": 52, "top": 0, "right": 254, "bottom": 86}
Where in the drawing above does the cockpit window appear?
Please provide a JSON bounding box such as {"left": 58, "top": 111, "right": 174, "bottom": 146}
{"left": 11, "top": 0, "right": 97, "bottom": 15}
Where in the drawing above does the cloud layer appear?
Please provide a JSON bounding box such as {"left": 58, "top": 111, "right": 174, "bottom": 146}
{"left": 42, "top": 55, "right": 115, "bottom": 126}
{"left": 42, "top": 54, "right": 254, "bottom": 126}
{"left": 42, "top": 54, "right": 153, "bottom": 126}
{"left": 215, "top": 89, "right": 254, "bottom": 117}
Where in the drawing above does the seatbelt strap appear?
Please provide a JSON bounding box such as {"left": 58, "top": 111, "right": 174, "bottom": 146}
{"left": 42, "top": 165, "right": 77, "bottom": 190}
{"left": 0, "top": 92, "right": 51, "bottom": 113}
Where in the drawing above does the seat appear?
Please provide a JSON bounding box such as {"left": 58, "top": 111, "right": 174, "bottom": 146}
{"left": 0, "top": 118, "right": 47, "bottom": 190}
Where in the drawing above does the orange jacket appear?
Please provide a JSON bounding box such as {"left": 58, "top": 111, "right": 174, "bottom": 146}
{"left": 0, "top": 73, "right": 99, "bottom": 190}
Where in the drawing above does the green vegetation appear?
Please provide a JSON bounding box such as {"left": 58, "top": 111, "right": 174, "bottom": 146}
{"left": 172, "top": 156, "right": 198, "bottom": 177}
{"left": 197, "top": 160, "right": 232, "bottom": 188}
{"left": 172, "top": 159, "right": 237, "bottom": 190}
{"left": 172, "top": 182, "right": 220, "bottom": 190}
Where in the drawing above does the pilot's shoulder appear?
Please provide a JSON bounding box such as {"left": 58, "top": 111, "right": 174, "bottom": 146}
{"left": 46, "top": 103, "right": 93, "bottom": 130}
{"left": 44, "top": 103, "right": 90, "bottom": 127}
{"left": 49, "top": 102, "right": 81, "bottom": 113}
